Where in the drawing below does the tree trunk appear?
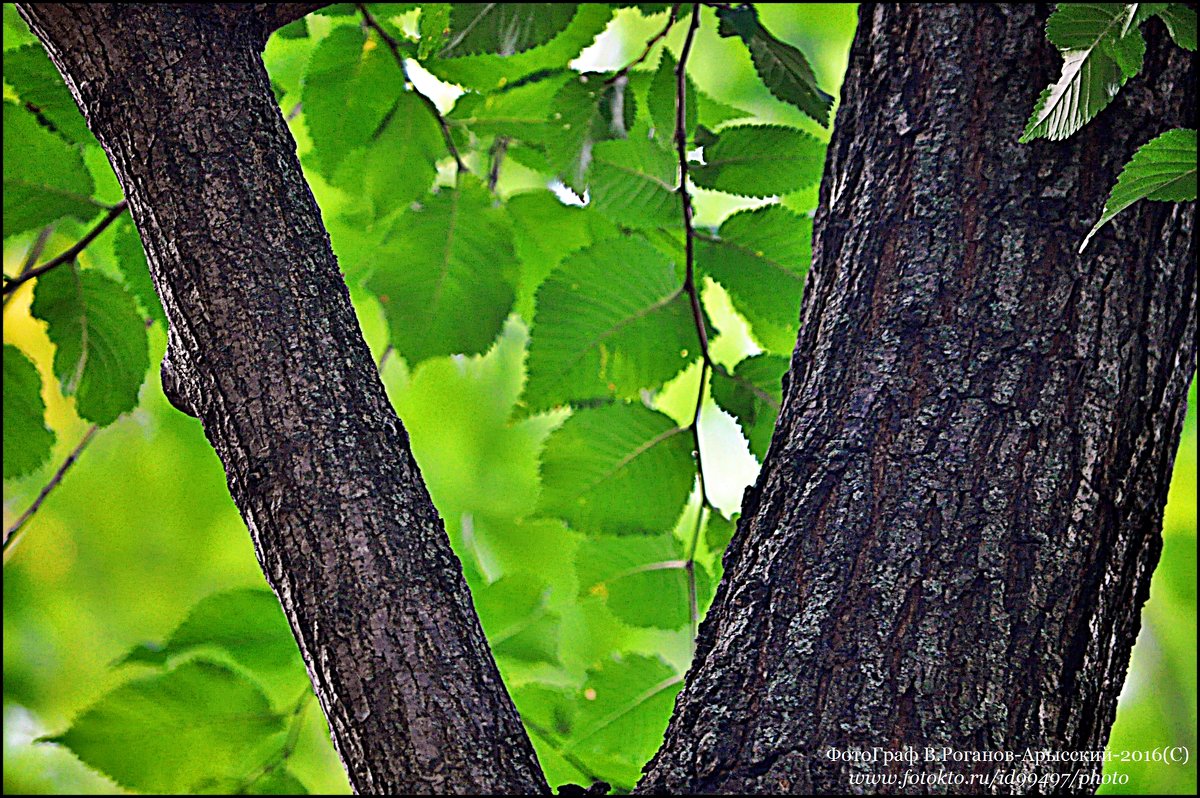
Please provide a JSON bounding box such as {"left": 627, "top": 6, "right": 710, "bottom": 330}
{"left": 16, "top": 5, "right": 547, "bottom": 795}
{"left": 641, "top": 5, "right": 1195, "bottom": 794}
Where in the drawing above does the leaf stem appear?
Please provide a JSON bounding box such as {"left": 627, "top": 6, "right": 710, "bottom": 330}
{"left": 606, "top": 3, "right": 684, "bottom": 85}
{"left": 2, "top": 201, "right": 128, "bottom": 299}
{"left": 673, "top": 4, "right": 711, "bottom": 650}
{"left": 357, "top": 4, "right": 467, "bottom": 174}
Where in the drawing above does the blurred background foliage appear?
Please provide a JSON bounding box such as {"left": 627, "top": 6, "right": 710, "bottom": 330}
{"left": 3, "top": 4, "right": 1195, "bottom": 794}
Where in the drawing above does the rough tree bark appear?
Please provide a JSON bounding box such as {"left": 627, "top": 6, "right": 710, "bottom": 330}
{"left": 640, "top": 4, "right": 1196, "bottom": 794}
{"left": 16, "top": 5, "right": 547, "bottom": 795}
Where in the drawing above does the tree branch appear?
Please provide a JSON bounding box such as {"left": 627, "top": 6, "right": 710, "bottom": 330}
{"left": 607, "top": 4, "right": 684, "bottom": 85}
{"left": 3, "top": 425, "right": 98, "bottom": 562}
{"left": 2, "top": 201, "right": 128, "bottom": 297}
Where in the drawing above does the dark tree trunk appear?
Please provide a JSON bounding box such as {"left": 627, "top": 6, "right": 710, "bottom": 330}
{"left": 641, "top": 5, "right": 1195, "bottom": 795}
{"left": 16, "top": 5, "right": 547, "bottom": 795}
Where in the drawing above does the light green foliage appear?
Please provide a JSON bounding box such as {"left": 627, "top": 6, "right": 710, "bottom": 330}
{"left": 523, "top": 238, "right": 695, "bottom": 411}
{"left": 538, "top": 403, "right": 694, "bottom": 535}
{"left": 692, "top": 123, "right": 825, "bottom": 197}
{"left": 3, "top": 344, "right": 56, "bottom": 479}
{"left": 301, "top": 26, "right": 402, "bottom": 178}
{"left": 2, "top": 101, "right": 96, "bottom": 238}
{"left": 1082, "top": 127, "right": 1197, "bottom": 250}
{"left": 368, "top": 177, "right": 517, "bottom": 364}
{"left": 3, "top": 43, "right": 92, "bottom": 144}
{"left": 712, "top": 354, "right": 788, "bottom": 462}
{"left": 111, "top": 218, "right": 166, "bottom": 325}
{"left": 30, "top": 267, "right": 148, "bottom": 426}
{"left": 697, "top": 204, "right": 811, "bottom": 342}
{"left": 440, "top": 4, "right": 579, "bottom": 57}
{"left": 4, "top": 5, "right": 1192, "bottom": 796}
{"left": 43, "top": 660, "right": 287, "bottom": 794}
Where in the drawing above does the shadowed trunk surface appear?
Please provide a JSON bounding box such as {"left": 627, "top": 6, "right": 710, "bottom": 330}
{"left": 641, "top": 4, "right": 1196, "bottom": 794}
{"left": 17, "top": 5, "right": 548, "bottom": 794}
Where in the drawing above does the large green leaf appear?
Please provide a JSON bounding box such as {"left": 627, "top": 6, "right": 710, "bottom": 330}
{"left": 440, "top": 4, "right": 579, "bottom": 57}
{"left": 697, "top": 204, "right": 811, "bottom": 343}
{"left": 523, "top": 237, "right": 696, "bottom": 411}
{"left": 112, "top": 218, "right": 166, "bottom": 325}
{"left": 589, "top": 137, "right": 679, "bottom": 229}
{"left": 43, "top": 660, "right": 284, "bottom": 794}
{"left": 646, "top": 49, "right": 696, "bottom": 145}
{"left": 302, "top": 26, "right": 402, "bottom": 178}
{"left": 3, "top": 43, "right": 92, "bottom": 144}
{"left": 1021, "top": 4, "right": 1143, "bottom": 142}
{"left": 331, "top": 90, "right": 444, "bottom": 220}
{"left": 30, "top": 266, "right": 149, "bottom": 426}
{"left": 692, "top": 124, "right": 825, "bottom": 197}
{"left": 3, "top": 101, "right": 97, "bottom": 238}
{"left": 1157, "top": 3, "right": 1197, "bottom": 50}
{"left": 543, "top": 72, "right": 637, "bottom": 193}
{"left": 369, "top": 178, "right": 517, "bottom": 364}
{"left": 472, "top": 575, "right": 561, "bottom": 664}
{"left": 423, "top": 5, "right": 613, "bottom": 91}
{"left": 507, "top": 190, "right": 615, "bottom": 320}
{"left": 447, "top": 70, "right": 572, "bottom": 143}
{"left": 3, "top": 344, "right": 56, "bottom": 480}
{"left": 576, "top": 534, "right": 710, "bottom": 630}
{"left": 566, "top": 655, "right": 683, "bottom": 788}
{"left": 711, "top": 354, "right": 788, "bottom": 462}
{"left": 118, "top": 589, "right": 302, "bottom": 676}
{"left": 1081, "top": 127, "right": 1197, "bottom": 251}
{"left": 537, "top": 403, "right": 694, "bottom": 535}
{"left": 716, "top": 5, "right": 833, "bottom": 126}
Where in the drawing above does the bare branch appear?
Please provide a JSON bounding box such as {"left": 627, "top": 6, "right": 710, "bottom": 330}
{"left": 607, "top": 4, "right": 684, "bottom": 84}
{"left": 3, "top": 425, "right": 98, "bottom": 562}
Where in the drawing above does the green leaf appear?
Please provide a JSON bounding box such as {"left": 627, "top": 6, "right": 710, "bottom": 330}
{"left": 332, "top": 91, "right": 444, "bottom": 219}
{"left": 441, "top": 4, "right": 579, "bottom": 57}
{"left": 30, "top": 267, "right": 149, "bottom": 426}
{"left": 698, "top": 204, "right": 810, "bottom": 336}
{"left": 523, "top": 238, "right": 696, "bottom": 411}
{"left": 538, "top": 403, "right": 694, "bottom": 535}
{"left": 245, "top": 770, "right": 310, "bottom": 794}
{"left": 577, "top": 534, "right": 709, "bottom": 629}
{"left": 704, "top": 510, "right": 737, "bottom": 557}
{"left": 302, "top": 26, "right": 402, "bottom": 178}
{"left": 544, "top": 72, "right": 637, "bottom": 193}
{"left": 507, "top": 190, "right": 615, "bottom": 320}
{"left": 1021, "top": 4, "right": 1140, "bottom": 142}
{"left": 567, "top": 655, "right": 683, "bottom": 787}
{"left": 3, "top": 43, "right": 92, "bottom": 144}
{"left": 3, "top": 344, "right": 56, "bottom": 480}
{"left": 588, "top": 137, "right": 678, "bottom": 228}
{"left": 112, "top": 218, "right": 166, "bottom": 325}
{"left": 692, "top": 124, "right": 825, "bottom": 197}
{"left": 473, "top": 576, "right": 561, "bottom": 664}
{"left": 716, "top": 5, "right": 833, "bottom": 126}
{"left": 118, "top": 588, "right": 301, "bottom": 675}
{"left": 1081, "top": 127, "right": 1197, "bottom": 251}
{"left": 711, "top": 354, "right": 788, "bottom": 461}
{"left": 1158, "top": 3, "right": 1198, "bottom": 50}
{"left": 447, "top": 70, "right": 573, "bottom": 142}
{"left": 647, "top": 50, "right": 696, "bottom": 145}
{"left": 369, "top": 177, "right": 517, "bottom": 364}
{"left": 418, "top": 4, "right": 452, "bottom": 59}
{"left": 43, "top": 660, "right": 284, "bottom": 794}
{"left": 424, "top": 5, "right": 613, "bottom": 91}
{"left": 3, "top": 102, "right": 97, "bottom": 238}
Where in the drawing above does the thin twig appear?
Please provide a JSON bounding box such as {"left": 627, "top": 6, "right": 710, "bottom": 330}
{"left": 673, "top": 4, "right": 710, "bottom": 650}
{"left": 606, "top": 3, "right": 684, "bottom": 84}
{"left": 357, "top": 3, "right": 467, "bottom": 174}
{"left": 3, "top": 225, "right": 55, "bottom": 309}
{"left": 524, "top": 718, "right": 613, "bottom": 791}
{"left": 4, "top": 425, "right": 99, "bottom": 561}
{"left": 3, "top": 201, "right": 129, "bottom": 297}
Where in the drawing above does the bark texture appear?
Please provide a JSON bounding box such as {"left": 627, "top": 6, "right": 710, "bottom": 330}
{"left": 17, "top": 5, "right": 547, "bottom": 794}
{"left": 641, "top": 5, "right": 1196, "bottom": 794}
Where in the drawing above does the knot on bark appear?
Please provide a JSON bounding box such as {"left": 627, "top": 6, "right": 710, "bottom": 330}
{"left": 161, "top": 328, "right": 202, "bottom": 419}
